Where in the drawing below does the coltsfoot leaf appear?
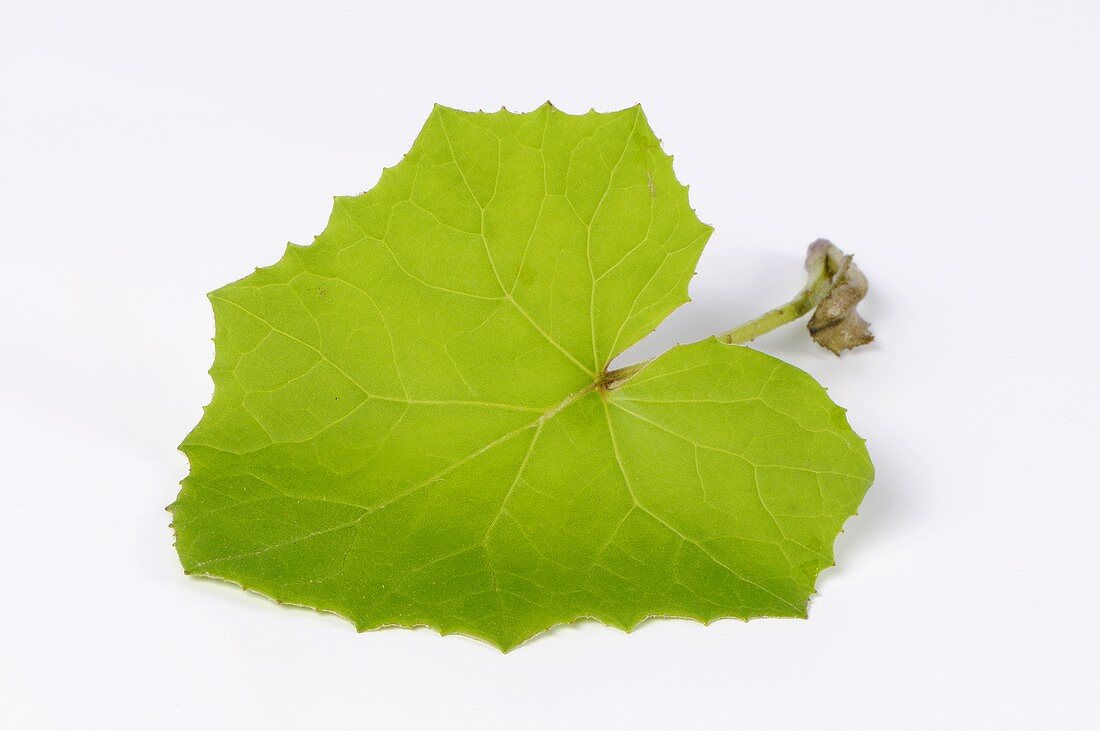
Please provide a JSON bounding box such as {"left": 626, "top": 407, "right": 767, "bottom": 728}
{"left": 172, "top": 104, "right": 873, "bottom": 650}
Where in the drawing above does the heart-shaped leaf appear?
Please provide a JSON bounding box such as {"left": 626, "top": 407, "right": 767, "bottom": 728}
{"left": 172, "top": 104, "right": 873, "bottom": 650}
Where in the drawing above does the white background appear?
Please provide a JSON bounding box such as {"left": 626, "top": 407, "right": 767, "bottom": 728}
{"left": 2, "top": 1, "right": 1098, "bottom": 728}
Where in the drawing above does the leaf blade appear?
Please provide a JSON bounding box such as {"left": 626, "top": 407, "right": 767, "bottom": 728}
{"left": 173, "top": 105, "right": 872, "bottom": 650}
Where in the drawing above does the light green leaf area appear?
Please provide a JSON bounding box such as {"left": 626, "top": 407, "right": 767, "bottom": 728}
{"left": 172, "top": 104, "right": 873, "bottom": 650}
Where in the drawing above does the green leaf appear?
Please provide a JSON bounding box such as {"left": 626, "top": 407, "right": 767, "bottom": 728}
{"left": 172, "top": 104, "right": 873, "bottom": 650}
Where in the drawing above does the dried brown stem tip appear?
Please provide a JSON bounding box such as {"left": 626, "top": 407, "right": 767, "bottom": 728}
{"left": 805, "top": 239, "right": 874, "bottom": 355}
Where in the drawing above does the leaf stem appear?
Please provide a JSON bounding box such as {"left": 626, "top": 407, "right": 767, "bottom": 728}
{"left": 601, "top": 240, "right": 846, "bottom": 388}
{"left": 715, "top": 240, "right": 836, "bottom": 345}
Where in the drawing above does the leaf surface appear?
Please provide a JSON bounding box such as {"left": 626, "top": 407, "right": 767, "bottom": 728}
{"left": 172, "top": 104, "right": 873, "bottom": 650}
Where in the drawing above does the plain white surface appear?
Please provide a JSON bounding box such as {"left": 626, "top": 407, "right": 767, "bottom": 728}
{"left": 2, "top": 1, "right": 1098, "bottom": 727}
